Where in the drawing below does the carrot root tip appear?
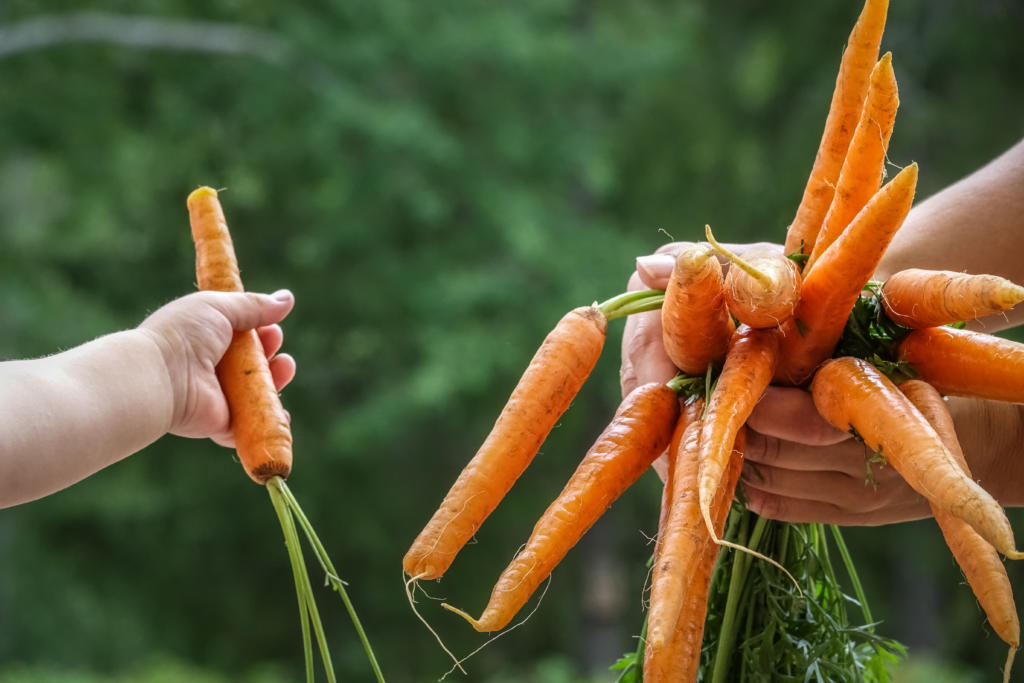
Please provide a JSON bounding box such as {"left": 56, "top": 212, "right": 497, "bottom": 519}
{"left": 1004, "top": 643, "right": 1018, "bottom": 683}
{"left": 441, "top": 602, "right": 486, "bottom": 632}
{"left": 403, "top": 573, "right": 467, "bottom": 675}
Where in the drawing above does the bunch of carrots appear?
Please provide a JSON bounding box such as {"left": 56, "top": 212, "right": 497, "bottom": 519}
{"left": 186, "top": 188, "right": 385, "bottom": 683}
{"left": 404, "top": 0, "right": 1023, "bottom": 681}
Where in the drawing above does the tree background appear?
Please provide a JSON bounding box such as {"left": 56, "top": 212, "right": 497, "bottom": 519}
{"left": 1, "top": 1, "right": 1022, "bottom": 681}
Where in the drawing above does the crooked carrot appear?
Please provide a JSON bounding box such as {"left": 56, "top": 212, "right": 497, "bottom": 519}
{"left": 883, "top": 269, "right": 1024, "bottom": 328}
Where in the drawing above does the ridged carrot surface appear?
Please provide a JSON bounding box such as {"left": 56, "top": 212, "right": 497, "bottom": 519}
{"left": 403, "top": 306, "right": 607, "bottom": 580}
{"left": 445, "top": 381, "right": 680, "bottom": 632}
{"left": 805, "top": 52, "right": 899, "bottom": 272}
{"left": 883, "top": 269, "right": 1024, "bottom": 328}
{"left": 811, "top": 357, "right": 1021, "bottom": 558}
{"left": 784, "top": 0, "right": 889, "bottom": 257}
{"left": 899, "top": 326, "right": 1024, "bottom": 403}
{"left": 775, "top": 163, "right": 917, "bottom": 386}
{"left": 187, "top": 186, "right": 293, "bottom": 484}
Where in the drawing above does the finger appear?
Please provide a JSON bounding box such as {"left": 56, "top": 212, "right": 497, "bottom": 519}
{"left": 743, "top": 431, "right": 899, "bottom": 482}
{"left": 744, "top": 486, "right": 932, "bottom": 526}
{"left": 636, "top": 253, "right": 675, "bottom": 289}
{"left": 256, "top": 324, "right": 284, "bottom": 359}
{"left": 621, "top": 309, "right": 677, "bottom": 396}
{"left": 748, "top": 386, "right": 850, "bottom": 445}
{"left": 200, "top": 289, "right": 295, "bottom": 332}
{"left": 742, "top": 462, "right": 914, "bottom": 513}
{"left": 268, "top": 353, "right": 297, "bottom": 391}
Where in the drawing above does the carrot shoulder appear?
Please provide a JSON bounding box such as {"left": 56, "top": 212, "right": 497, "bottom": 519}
{"left": 899, "top": 379, "right": 1019, "bottom": 674}
{"left": 899, "top": 325, "right": 1024, "bottom": 403}
{"left": 775, "top": 162, "right": 917, "bottom": 386}
{"left": 883, "top": 269, "right": 1024, "bottom": 328}
{"left": 661, "top": 243, "right": 735, "bottom": 375}
{"left": 784, "top": 0, "right": 889, "bottom": 257}
{"left": 805, "top": 52, "right": 899, "bottom": 272}
{"left": 444, "top": 381, "right": 680, "bottom": 632}
{"left": 811, "top": 357, "right": 1021, "bottom": 558}
{"left": 403, "top": 306, "right": 607, "bottom": 580}
{"left": 187, "top": 186, "right": 292, "bottom": 484}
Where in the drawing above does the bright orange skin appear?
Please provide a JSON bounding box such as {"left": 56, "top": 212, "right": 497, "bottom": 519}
{"left": 784, "top": 0, "right": 889, "bottom": 257}
{"left": 661, "top": 244, "right": 735, "bottom": 375}
{"left": 899, "top": 380, "right": 1019, "bottom": 654}
{"left": 806, "top": 52, "right": 899, "bottom": 272}
{"left": 403, "top": 306, "right": 607, "bottom": 580}
{"left": 775, "top": 163, "right": 917, "bottom": 386}
{"left": 459, "top": 382, "right": 680, "bottom": 632}
{"left": 645, "top": 428, "right": 744, "bottom": 682}
{"left": 723, "top": 251, "right": 802, "bottom": 328}
{"left": 899, "top": 326, "right": 1024, "bottom": 403}
{"left": 811, "top": 357, "right": 1018, "bottom": 557}
{"left": 883, "top": 269, "right": 1024, "bottom": 328}
{"left": 187, "top": 186, "right": 292, "bottom": 484}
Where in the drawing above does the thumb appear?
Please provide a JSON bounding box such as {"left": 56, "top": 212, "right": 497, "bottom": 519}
{"left": 206, "top": 289, "right": 295, "bottom": 332}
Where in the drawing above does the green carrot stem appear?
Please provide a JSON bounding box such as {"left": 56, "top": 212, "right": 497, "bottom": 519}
{"left": 598, "top": 289, "right": 665, "bottom": 319}
{"left": 711, "top": 510, "right": 752, "bottom": 683}
{"left": 830, "top": 525, "right": 873, "bottom": 626}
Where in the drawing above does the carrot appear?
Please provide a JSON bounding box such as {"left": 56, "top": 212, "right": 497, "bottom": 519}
{"left": 899, "top": 325, "right": 1024, "bottom": 403}
{"left": 775, "top": 162, "right": 917, "bottom": 386}
{"left": 899, "top": 380, "right": 1018, "bottom": 683}
{"left": 805, "top": 52, "right": 899, "bottom": 272}
{"left": 810, "top": 356, "right": 1023, "bottom": 559}
{"left": 442, "top": 381, "right": 680, "bottom": 632}
{"left": 883, "top": 269, "right": 1024, "bottom": 328}
{"left": 647, "top": 430, "right": 745, "bottom": 679}
{"left": 403, "top": 305, "right": 607, "bottom": 580}
{"left": 705, "top": 226, "right": 801, "bottom": 328}
{"left": 698, "top": 325, "right": 779, "bottom": 541}
{"left": 187, "top": 186, "right": 292, "bottom": 484}
{"left": 661, "top": 242, "right": 735, "bottom": 375}
{"left": 784, "top": 0, "right": 889, "bottom": 258}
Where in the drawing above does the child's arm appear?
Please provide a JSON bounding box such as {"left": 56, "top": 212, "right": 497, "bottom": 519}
{"left": 0, "top": 289, "right": 295, "bottom": 508}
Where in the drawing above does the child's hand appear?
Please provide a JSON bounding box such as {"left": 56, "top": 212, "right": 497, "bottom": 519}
{"left": 138, "top": 290, "right": 296, "bottom": 447}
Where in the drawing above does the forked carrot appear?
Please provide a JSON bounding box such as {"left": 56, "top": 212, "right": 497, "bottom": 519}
{"left": 899, "top": 325, "right": 1024, "bottom": 403}
{"left": 698, "top": 325, "right": 779, "bottom": 541}
{"left": 784, "top": 0, "right": 889, "bottom": 258}
{"left": 775, "top": 162, "right": 917, "bottom": 386}
{"left": 403, "top": 305, "right": 607, "bottom": 580}
{"left": 706, "top": 226, "right": 801, "bottom": 328}
{"left": 810, "top": 357, "right": 1023, "bottom": 559}
{"left": 187, "top": 186, "right": 292, "bottom": 484}
{"left": 883, "top": 269, "right": 1024, "bottom": 328}
{"left": 645, "top": 428, "right": 745, "bottom": 683}
{"left": 442, "top": 381, "right": 680, "bottom": 632}
{"left": 661, "top": 242, "right": 735, "bottom": 375}
{"left": 900, "top": 380, "right": 1018, "bottom": 683}
{"left": 805, "top": 52, "right": 899, "bottom": 272}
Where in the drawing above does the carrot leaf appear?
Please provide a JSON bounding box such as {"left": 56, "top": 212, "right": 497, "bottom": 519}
{"left": 835, "top": 284, "right": 916, "bottom": 383}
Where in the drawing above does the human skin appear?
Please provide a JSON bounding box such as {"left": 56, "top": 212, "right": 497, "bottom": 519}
{"left": 0, "top": 290, "right": 296, "bottom": 508}
{"left": 621, "top": 137, "right": 1024, "bottom": 524}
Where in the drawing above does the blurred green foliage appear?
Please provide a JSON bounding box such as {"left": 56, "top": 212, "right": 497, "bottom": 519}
{"left": 1, "top": 1, "right": 1022, "bottom": 681}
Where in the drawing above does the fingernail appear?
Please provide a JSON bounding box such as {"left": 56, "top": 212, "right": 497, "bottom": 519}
{"left": 272, "top": 289, "right": 292, "bottom": 302}
{"left": 636, "top": 254, "right": 675, "bottom": 282}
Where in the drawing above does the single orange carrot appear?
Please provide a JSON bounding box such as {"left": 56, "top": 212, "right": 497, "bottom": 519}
{"left": 899, "top": 380, "right": 1018, "bottom": 683}
{"left": 442, "top": 381, "right": 680, "bottom": 632}
{"left": 784, "top": 0, "right": 889, "bottom": 258}
{"left": 661, "top": 242, "right": 735, "bottom": 375}
{"left": 698, "top": 325, "right": 779, "bottom": 541}
{"left": 187, "top": 186, "right": 293, "bottom": 484}
{"left": 706, "top": 226, "right": 801, "bottom": 328}
{"left": 775, "top": 162, "right": 918, "bottom": 386}
{"left": 899, "top": 325, "right": 1024, "bottom": 403}
{"left": 645, "top": 428, "right": 745, "bottom": 682}
{"left": 403, "top": 306, "right": 607, "bottom": 580}
{"left": 654, "top": 400, "right": 704, "bottom": 560}
{"left": 811, "top": 357, "right": 1022, "bottom": 559}
{"left": 805, "top": 52, "right": 899, "bottom": 272}
{"left": 883, "top": 269, "right": 1024, "bottom": 328}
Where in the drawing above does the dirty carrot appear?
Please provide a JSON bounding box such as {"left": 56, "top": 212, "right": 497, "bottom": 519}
{"left": 810, "top": 356, "right": 1023, "bottom": 558}
{"left": 188, "top": 186, "right": 292, "bottom": 483}
{"left": 883, "top": 269, "right": 1024, "bottom": 328}
{"left": 661, "top": 242, "right": 735, "bottom": 375}
{"left": 784, "top": 0, "right": 889, "bottom": 258}
{"left": 805, "top": 52, "right": 899, "bottom": 272}
{"left": 899, "top": 325, "right": 1024, "bottom": 403}
{"left": 403, "top": 305, "right": 607, "bottom": 581}
{"left": 442, "top": 381, "right": 680, "bottom": 632}
{"left": 775, "top": 162, "right": 917, "bottom": 386}
{"left": 698, "top": 325, "right": 779, "bottom": 541}
{"left": 899, "top": 380, "right": 1018, "bottom": 683}
{"left": 706, "top": 225, "right": 801, "bottom": 328}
